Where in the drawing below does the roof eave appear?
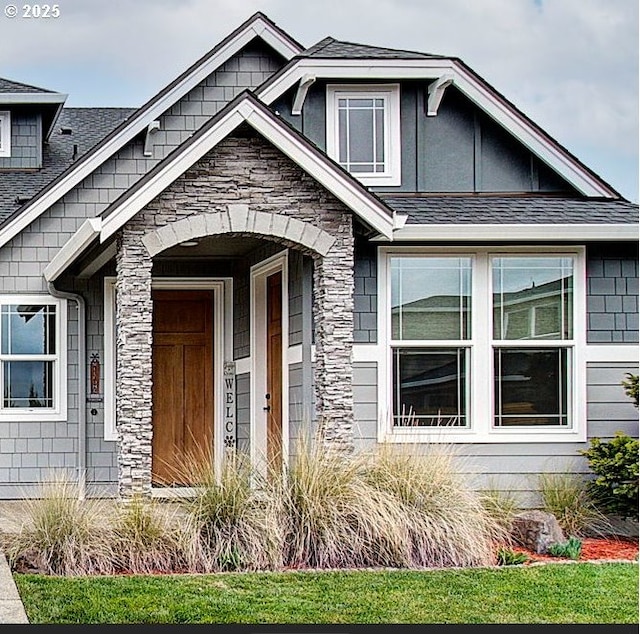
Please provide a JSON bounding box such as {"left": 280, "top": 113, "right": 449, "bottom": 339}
{"left": 377, "top": 223, "right": 639, "bottom": 242}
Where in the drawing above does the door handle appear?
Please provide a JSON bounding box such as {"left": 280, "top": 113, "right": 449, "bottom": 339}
{"left": 264, "top": 393, "right": 270, "bottom": 411}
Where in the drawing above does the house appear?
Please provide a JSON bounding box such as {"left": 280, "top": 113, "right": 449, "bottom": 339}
{"left": 0, "top": 12, "right": 637, "bottom": 504}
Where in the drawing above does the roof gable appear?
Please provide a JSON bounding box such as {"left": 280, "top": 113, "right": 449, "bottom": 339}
{"left": 98, "top": 91, "right": 395, "bottom": 242}
{"left": 0, "top": 12, "right": 303, "bottom": 250}
{"left": 256, "top": 56, "right": 618, "bottom": 199}
{"left": 0, "top": 77, "right": 55, "bottom": 94}
{"left": 300, "top": 37, "right": 443, "bottom": 60}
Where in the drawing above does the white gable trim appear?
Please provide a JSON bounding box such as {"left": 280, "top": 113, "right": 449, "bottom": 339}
{"left": 100, "top": 97, "right": 394, "bottom": 242}
{"left": 43, "top": 218, "right": 102, "bottom": 282}
{"left": 0, "top": 15, "right": 302, "bottom": 251}
{"left": 257, "top": 59, "right": 616, "bottom": 198}
{"left": 377, "top": 223, "right": 638, "bottom": 242}
{"left": 0, "top": 92, "right": 67, "bottom": 105}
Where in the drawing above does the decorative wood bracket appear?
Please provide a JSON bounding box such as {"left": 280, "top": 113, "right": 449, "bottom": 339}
{"left": 143, "top": 119, "right": 161, "bottom": 156}
{"left": 426, "top": 74, "right": 454, "bottom": 116}
{"left": 292, "top": 74, "right": 316, "bottom": 115}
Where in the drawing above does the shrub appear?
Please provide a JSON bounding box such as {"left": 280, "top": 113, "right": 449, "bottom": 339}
{"left": 580, "top": 432, "right": 639, "bottom": 520}
{"left": 622, "top": 373, "right": 638, "bottom": 408}
{"left": 548, "top": 536, "right": 582, "bottom": 559}
{"left": 272, "top": 437, "right": 404, "bottom": 569}
{"left": 496, "top": 548, "right": 529, "bottom": 566}
{"left": 5, "top": 473, "right": 115, "bottom": 576}
{"left": 480, "top": 487, "right": 520, "bottom": 533}
{"left": 362, "top": 445, "right": 509, "bottom": 568}
{"left": 178, "top": 449, "right": 281, "bottom": 572}
{"left": 538, "top": 471, "right": 612, "bottom": 537}
{"left": 111, "top": 495, "right": 185, "bottom": 574}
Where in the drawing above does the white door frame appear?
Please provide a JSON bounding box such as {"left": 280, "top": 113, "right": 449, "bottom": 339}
{"left": 250, "top": 250, "right": 289, "bottom": 475}
{"left": 106, "top": 276, "right": 233, "bottom": 496}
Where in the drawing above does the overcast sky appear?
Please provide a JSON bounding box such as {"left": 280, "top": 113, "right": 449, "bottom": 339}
{"left": 0, "top": 0, "right": 637, "bottom": 201}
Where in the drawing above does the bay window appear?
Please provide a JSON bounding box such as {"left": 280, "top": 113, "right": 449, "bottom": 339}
{"left": 381, "top": 249, "right": 584, "bottom": 442}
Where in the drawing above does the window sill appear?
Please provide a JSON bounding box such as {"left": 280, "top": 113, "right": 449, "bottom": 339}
{"left": 381, "top": 427, "right": 586, "bottom": 444}
{"left": 0, "top": 409, "right": 67, "bottom": 422}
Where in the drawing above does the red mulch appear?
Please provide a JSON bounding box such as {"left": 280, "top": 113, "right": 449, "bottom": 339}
{"left": 510, "top": 536, "right": 639, "bottom": 564}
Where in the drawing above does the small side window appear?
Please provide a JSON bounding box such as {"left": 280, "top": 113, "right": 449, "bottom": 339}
{"left": 0, "top": 112, "right": 10, "bottom": 158}
{"left": 326, "top": 85, "right": 401, "bottom": 186}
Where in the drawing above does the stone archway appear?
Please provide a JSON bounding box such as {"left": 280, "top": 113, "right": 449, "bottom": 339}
{"left": 140, "top": 204, "right": 337, "bottom": 258}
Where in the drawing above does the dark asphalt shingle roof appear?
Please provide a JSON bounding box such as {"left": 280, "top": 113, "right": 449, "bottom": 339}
{"left": 0, "top": 107, "right": 135, "bottom": 222}
{"left": 300, "top": 37, "right": 444, "bottom": 60}
{"left": 381, "top": 195, "right": 639, "bottom": 225}
{"left": 0, "top": 77, "right": 55, "bottom": 94}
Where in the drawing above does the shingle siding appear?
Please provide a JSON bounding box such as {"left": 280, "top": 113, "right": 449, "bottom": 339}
{"left": 354, "top": 240, "right": 377, "bottom": 343}
{"left": 587, "top": 244, "right": 639, "bottom": 343}
{"left": 0, "top": 110, "right": 41, "bottom": 170}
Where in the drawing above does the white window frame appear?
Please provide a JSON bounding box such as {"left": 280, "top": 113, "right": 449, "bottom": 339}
{"left": 326, "top": 84, "right": 401, "bottom": 186}
{"left": 0, "top": 294, "right": 67, "bottom": 421}
{"left": 0, "top": 111, "right": 10, "bottom": 158}
{"left": 377, "top": 246, "right": 586, "bottom": 443}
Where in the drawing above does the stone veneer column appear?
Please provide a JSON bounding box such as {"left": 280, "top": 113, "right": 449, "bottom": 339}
{"left": 312, "top": 220, "right": 355, "bottom": 452}
{"left": 115, "top": 225, "right": 153, "bottom": 497}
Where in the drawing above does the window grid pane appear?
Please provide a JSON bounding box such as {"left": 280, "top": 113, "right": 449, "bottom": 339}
{"left": 393, "top": 348, "right": 467, "bottom": 427}
{"left": 492, "top": 257, "right": 573, "bottom": 340}
{"left": 337, "top": 95, "right": 386, "bottom": 175}
{"left": 391, "top": 257, "right": 471, "bottom": 341}
{"left": 3, "top": 360, "right": 54, "bottom": 408}
{"left": 493, "top": 347, "right": 569, "bottom": 427}
{"left": 1, "top": 305, "right": 57, "bottom": 355}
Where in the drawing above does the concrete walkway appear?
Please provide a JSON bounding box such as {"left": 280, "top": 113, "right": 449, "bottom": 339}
{"left": 0, "top": 502, "right": 29, "bottom": 623}
{"left": 0, "top": 552, "right": 28, "bottom": 623}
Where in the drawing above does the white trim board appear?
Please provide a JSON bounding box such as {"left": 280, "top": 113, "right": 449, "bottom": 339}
{"left": 0, "top": 14, "right": 302, "bottom": 250}
{"left": 103, "top": 277, "right": 234, "bottom": 473}
{"left": 380, "top": 223, "right": 638, "bottom": 242}
{"left": 250, "top": 251, "right": 289, "bottom": 476}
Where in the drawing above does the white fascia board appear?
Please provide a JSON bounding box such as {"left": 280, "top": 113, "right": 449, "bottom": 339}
{"left": 101, "top": 100, "right": 394, "bottom": 242}
{"left": 257, "top": 59, "right": 451, "bottom": 103}
{"left": 379, "top": 223, "right": 639, "bottom": 242}
{"left": 0, "top": 92, "right": 67, "bottom": 104}
{"left": 251, "top": 18, "right": 304, "bottom": 57}
{"left": 257, "top": 59, "right": 615, "bottom": 198}
{"left": 244, "top": 106, "right": 394, "bottom": 238}
{"left": 43, "top": 217, "right": 102, "bottom": 282}
{"left": 101, "top": 109, "right": 246, "bottom": 241}
{"left": 0, "top": 18, "right": 299, "bottom": 251}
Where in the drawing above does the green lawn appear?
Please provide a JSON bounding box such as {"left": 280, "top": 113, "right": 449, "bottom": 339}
{"left": 14, "top": 562, "right": 638, "bottom": 624}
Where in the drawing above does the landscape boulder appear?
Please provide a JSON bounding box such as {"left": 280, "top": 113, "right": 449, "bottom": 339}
{"left": 510, "top": 510, "right": 565, "bottom": 554}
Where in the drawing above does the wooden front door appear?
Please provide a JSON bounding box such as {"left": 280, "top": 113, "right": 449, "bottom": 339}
{"left": 266, "top": 272, "right": 283, "bottom": 471}
{"left": 151, "top": 289, "right": 214, "bottom": 485}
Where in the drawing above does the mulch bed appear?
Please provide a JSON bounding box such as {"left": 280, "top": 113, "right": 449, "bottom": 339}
{"left": 511, "top": 536, "right": 639, "bottom": 564}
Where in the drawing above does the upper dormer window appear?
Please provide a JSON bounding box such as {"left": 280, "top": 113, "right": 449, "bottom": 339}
{"left": 0, "top": 112, "right": 10, "bottom": 158}
{"left": 326, "top": 84, "right": 401, "bottom": 186}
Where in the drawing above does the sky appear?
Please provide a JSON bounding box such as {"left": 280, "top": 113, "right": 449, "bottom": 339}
{"left": 0, "top": 0, "right": 637, "bottom": 202}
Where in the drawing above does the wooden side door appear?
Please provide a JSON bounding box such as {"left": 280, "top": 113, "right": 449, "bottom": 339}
{"left": 151, "top": 289, "right": 214, "bottom": 485}
{"left": 266, "top": 272, "right": 283, "bottom": 471}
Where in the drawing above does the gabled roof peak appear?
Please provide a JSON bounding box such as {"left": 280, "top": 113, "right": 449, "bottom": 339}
{"left": 0, "top": 77, "right": 57, "bottom": 94}
{"left": 299, "top": 36, "right": 444, "bottom": 60}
